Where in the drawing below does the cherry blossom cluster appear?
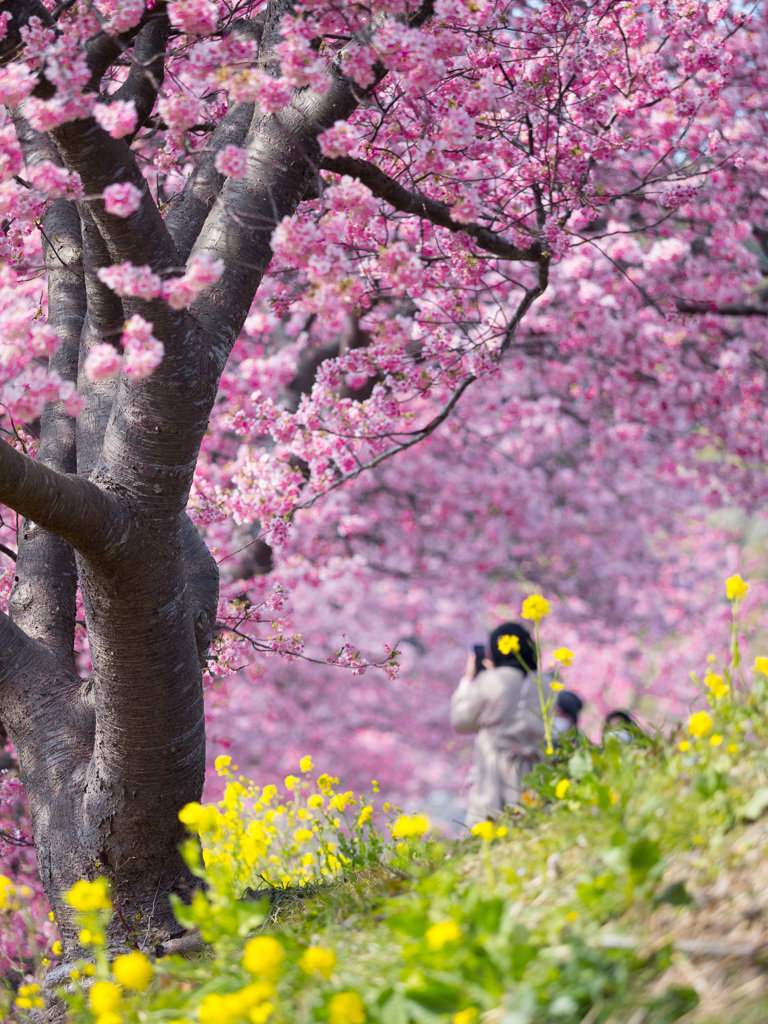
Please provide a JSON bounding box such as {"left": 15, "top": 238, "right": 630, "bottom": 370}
{"left": 96, "top": 254, "right": 224, "bottom": 308}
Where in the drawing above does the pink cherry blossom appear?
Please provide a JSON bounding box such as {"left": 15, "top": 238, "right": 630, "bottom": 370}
{"left": 0, "top": 62, "right": 36, "bottom": 107}
{"left": 169, "top": 0, "right": 219, "bottom": 36}
{"left": 103, "top": 182, "right": 143, "bottom": 218}
{"left": 214, "top": 145, "right": 248, "bottom": 179}
{"left": 121, "top": 316, "right": 164, "bottom": 378}
{"left": 93, "top": 100, "right": 139, "bottom": 139}
{"left": 83, "top": 343, "right": 122, "bottom": 382}
{"left": 28, "top": 161, "right": 84, "bottom": 200}
{"left": 318, "top": 122, "right": 359, "bottom": 159}
{"left": 157, "top": 94, "right": 206, "bottom": 132}
{"left": 95, "top": 0, "right": 145, "bottom": 35}
{"left": 97, "top": 262, "right": 162, "bottom": 301}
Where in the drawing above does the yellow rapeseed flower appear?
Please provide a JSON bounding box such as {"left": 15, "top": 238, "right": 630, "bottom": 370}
{"left": 550, "top": 681, "right": 564, "bottom": 691}
{"left": 15, "top": 983, "right": 44, "bottom": 1010}
{"left": 113, "top": 950, "right": 153, "bottom": 990}
{"left": 725, "top": 574, "right": 748, "bottom": 601}
{"left": 215, "top": 755, "right": 232, "bottom": 773}
{"left": 358, "top": 805, "right": 373, "bottom": 825}
{"left": 704, "top": 672, "right": 728, "bottom": 699}
{"left": 52, "top": 940, "right": 62, "bottom": 956}
{"left": 300, "top": 945, "right": 336, "bottom": 978}
{"left": 495, "top": 825, "right": 508, "bottom": 838}
{"left": 328, "top": 991, "right": 366, "bottom": 1024}
{"left": 294, "top": 828, "right": 313, "bottom": 843}
{"left": 453, "top": 1010, "right": 477, "bottom": 1024}
{"left": 0, "top": 875, "right": 14, "bottom": 910}
{"left": 178, "top": 802, "right": 218, "bottom": 833}
{"left": 678, "top": 740, "right": 691, "bottom": 752}
{"left": 728, "top": 743, "right": 738, "bottom": 754}
{"left": 308, "top": 794, "right": 324, "bottom": 808}
{"left": 555, "top": 779, "right": 570, "bottom": 799}
{"left": 284, "top": 775, "right": 298, "bottom": 790}
{"left": 552, "top": 647, "right": 574, "bottom": 666}
{"left": 300, "top": 755, "right": 313, "bottom": 772}
{"left": 89, "top": 981, "right": 122, "bottom": 1014}
{"left": 710, "top": 734, "right": 723, "bottom": 746}
{"left": 755, "top": 657, "right": 768, "bottom": 675}
{"left": 317, "top": 773, "right": 337, "bottom": 794}
{"left": 521, "top": 594, "right": 549, "bottom": 621}
{"left": 391, "top": 814, "right": 429, "bottom": 838}
{"left": 496, "top": 634, "right": 520, "bottom": 656}
{"left": 688, "top": 711, "right": 713, "bottom": 738}
{"left": 470, "top": 821, "right": 495, "bottom": 841}
{"left": 243, "top": 935, "right": 284, "bottom": 979}
{"left": 66, "top": 877, "right": 112, "bottom": 912}
{"left": 425, "top": 920, "right": 461, "bottom": 950}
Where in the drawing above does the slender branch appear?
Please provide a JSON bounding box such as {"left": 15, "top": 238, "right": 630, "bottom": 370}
{"left": 0, "top": 543, "right": 16, "bottom": 562}
{"left": 0, "top": 440, "right": 128, "bottom": 563}
{"left": 319, "top": 155, "right": 542, "bottom": 262}
{"left": 292, "top": 375, "right": 477, "bottom": 512}
{"left": 499, "top": 258, "right": 550, "bottom": 356}
{"left": 676, "top": 300, "right": 768, "bottom": 316}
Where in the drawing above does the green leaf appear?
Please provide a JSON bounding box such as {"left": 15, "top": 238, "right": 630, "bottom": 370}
{"left": 654, "top": 882, "right": 694, "bottom": 908}
{"left": 471, "top": 898, "right": 504, "bottom": 933}
{"left": 387, "top": 909, "right": 428, "bottom": 937}
{"left": 740, "top": 786, "right": 768, "bottom": 821}
{"left": 568, "top": 749, "right": 593, "bottom": 780}
{"left": 628, "top": 838, "right": 660, "bottom": 882}
{"left": 405, "top": 979, "right": 463, "bottom": 1013}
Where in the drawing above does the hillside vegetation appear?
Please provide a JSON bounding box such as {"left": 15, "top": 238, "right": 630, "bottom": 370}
{"left": 6, "top": 598, "right": 768, "bottom": 1024}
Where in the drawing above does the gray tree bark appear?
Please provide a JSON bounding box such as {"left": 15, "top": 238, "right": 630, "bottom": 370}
{"left": 0, "top": 0, "right": 432, "bottom": 958}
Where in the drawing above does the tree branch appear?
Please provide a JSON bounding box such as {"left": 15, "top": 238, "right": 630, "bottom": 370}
{"left": 676, "top": 300, "right": 768, "bottom": 316}
{"left": 182, "top": 514, "right": 219, "bottom": 669}
{"left": 319, "top": 155, "right": 542, "bottom": 263}
{"left": 293, "top": 374, "right": 477, "bottom": 512}
{"left": 165, "top": 100, "right": 255, "bottom": 262}
{"left": 49, "top": 119, "right": 179, "bottom": 274}
{"left": 190, "top": 76, "right": 366, "bottom": 371}
{"left": 9, "top": 198, "right": 85, "bottom": 668}
{"left": 0, "top": 441, "right": 128, "bottom": 563}
{"left": 76, "top": 205, "right": 125, "bottom": 478}
{"left": 105, "top": 8, "right": 170, "bottom": 141}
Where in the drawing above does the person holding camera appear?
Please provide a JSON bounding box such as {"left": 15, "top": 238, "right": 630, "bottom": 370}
{"left": 450, "top": 622, "right": 546, "bottom": 828}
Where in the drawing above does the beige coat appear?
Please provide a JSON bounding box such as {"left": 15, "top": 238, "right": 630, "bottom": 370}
{"left": 450, "top": 666, "right": 545, "bottom": 828}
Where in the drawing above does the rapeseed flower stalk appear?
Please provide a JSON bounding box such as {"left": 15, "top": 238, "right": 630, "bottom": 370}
{"left": 518, "top": 592, "right": 570, "bottom": 755}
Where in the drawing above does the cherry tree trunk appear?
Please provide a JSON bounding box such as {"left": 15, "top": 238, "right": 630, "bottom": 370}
{"left": 0, "top": 0, "right": 401, "bottom": 956}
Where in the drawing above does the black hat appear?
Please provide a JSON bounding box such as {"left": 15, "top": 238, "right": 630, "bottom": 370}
{"left": 488, "top": 622, "right": 537, "bottom": 674}
{"left": 556, "top": 690, "right": 584, "bottom": 725}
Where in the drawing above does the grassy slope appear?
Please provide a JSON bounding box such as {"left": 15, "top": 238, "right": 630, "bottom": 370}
{"left": 10, "top": 682, "right": 768, "bottom": 1024}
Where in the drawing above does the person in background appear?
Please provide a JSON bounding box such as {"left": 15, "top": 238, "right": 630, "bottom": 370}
{"left": 451, "top": 622, "right": 545, "bottom": 828}
{"left": 554, "top": 690, "right": 584, "bottom": 740}
{"left": 602, "top": 709, "right": 644, "bottom": 744}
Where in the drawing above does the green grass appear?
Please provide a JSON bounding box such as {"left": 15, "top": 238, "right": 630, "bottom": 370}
{"left": 8, "top": 674, "right": 768, "bottom": 1023}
